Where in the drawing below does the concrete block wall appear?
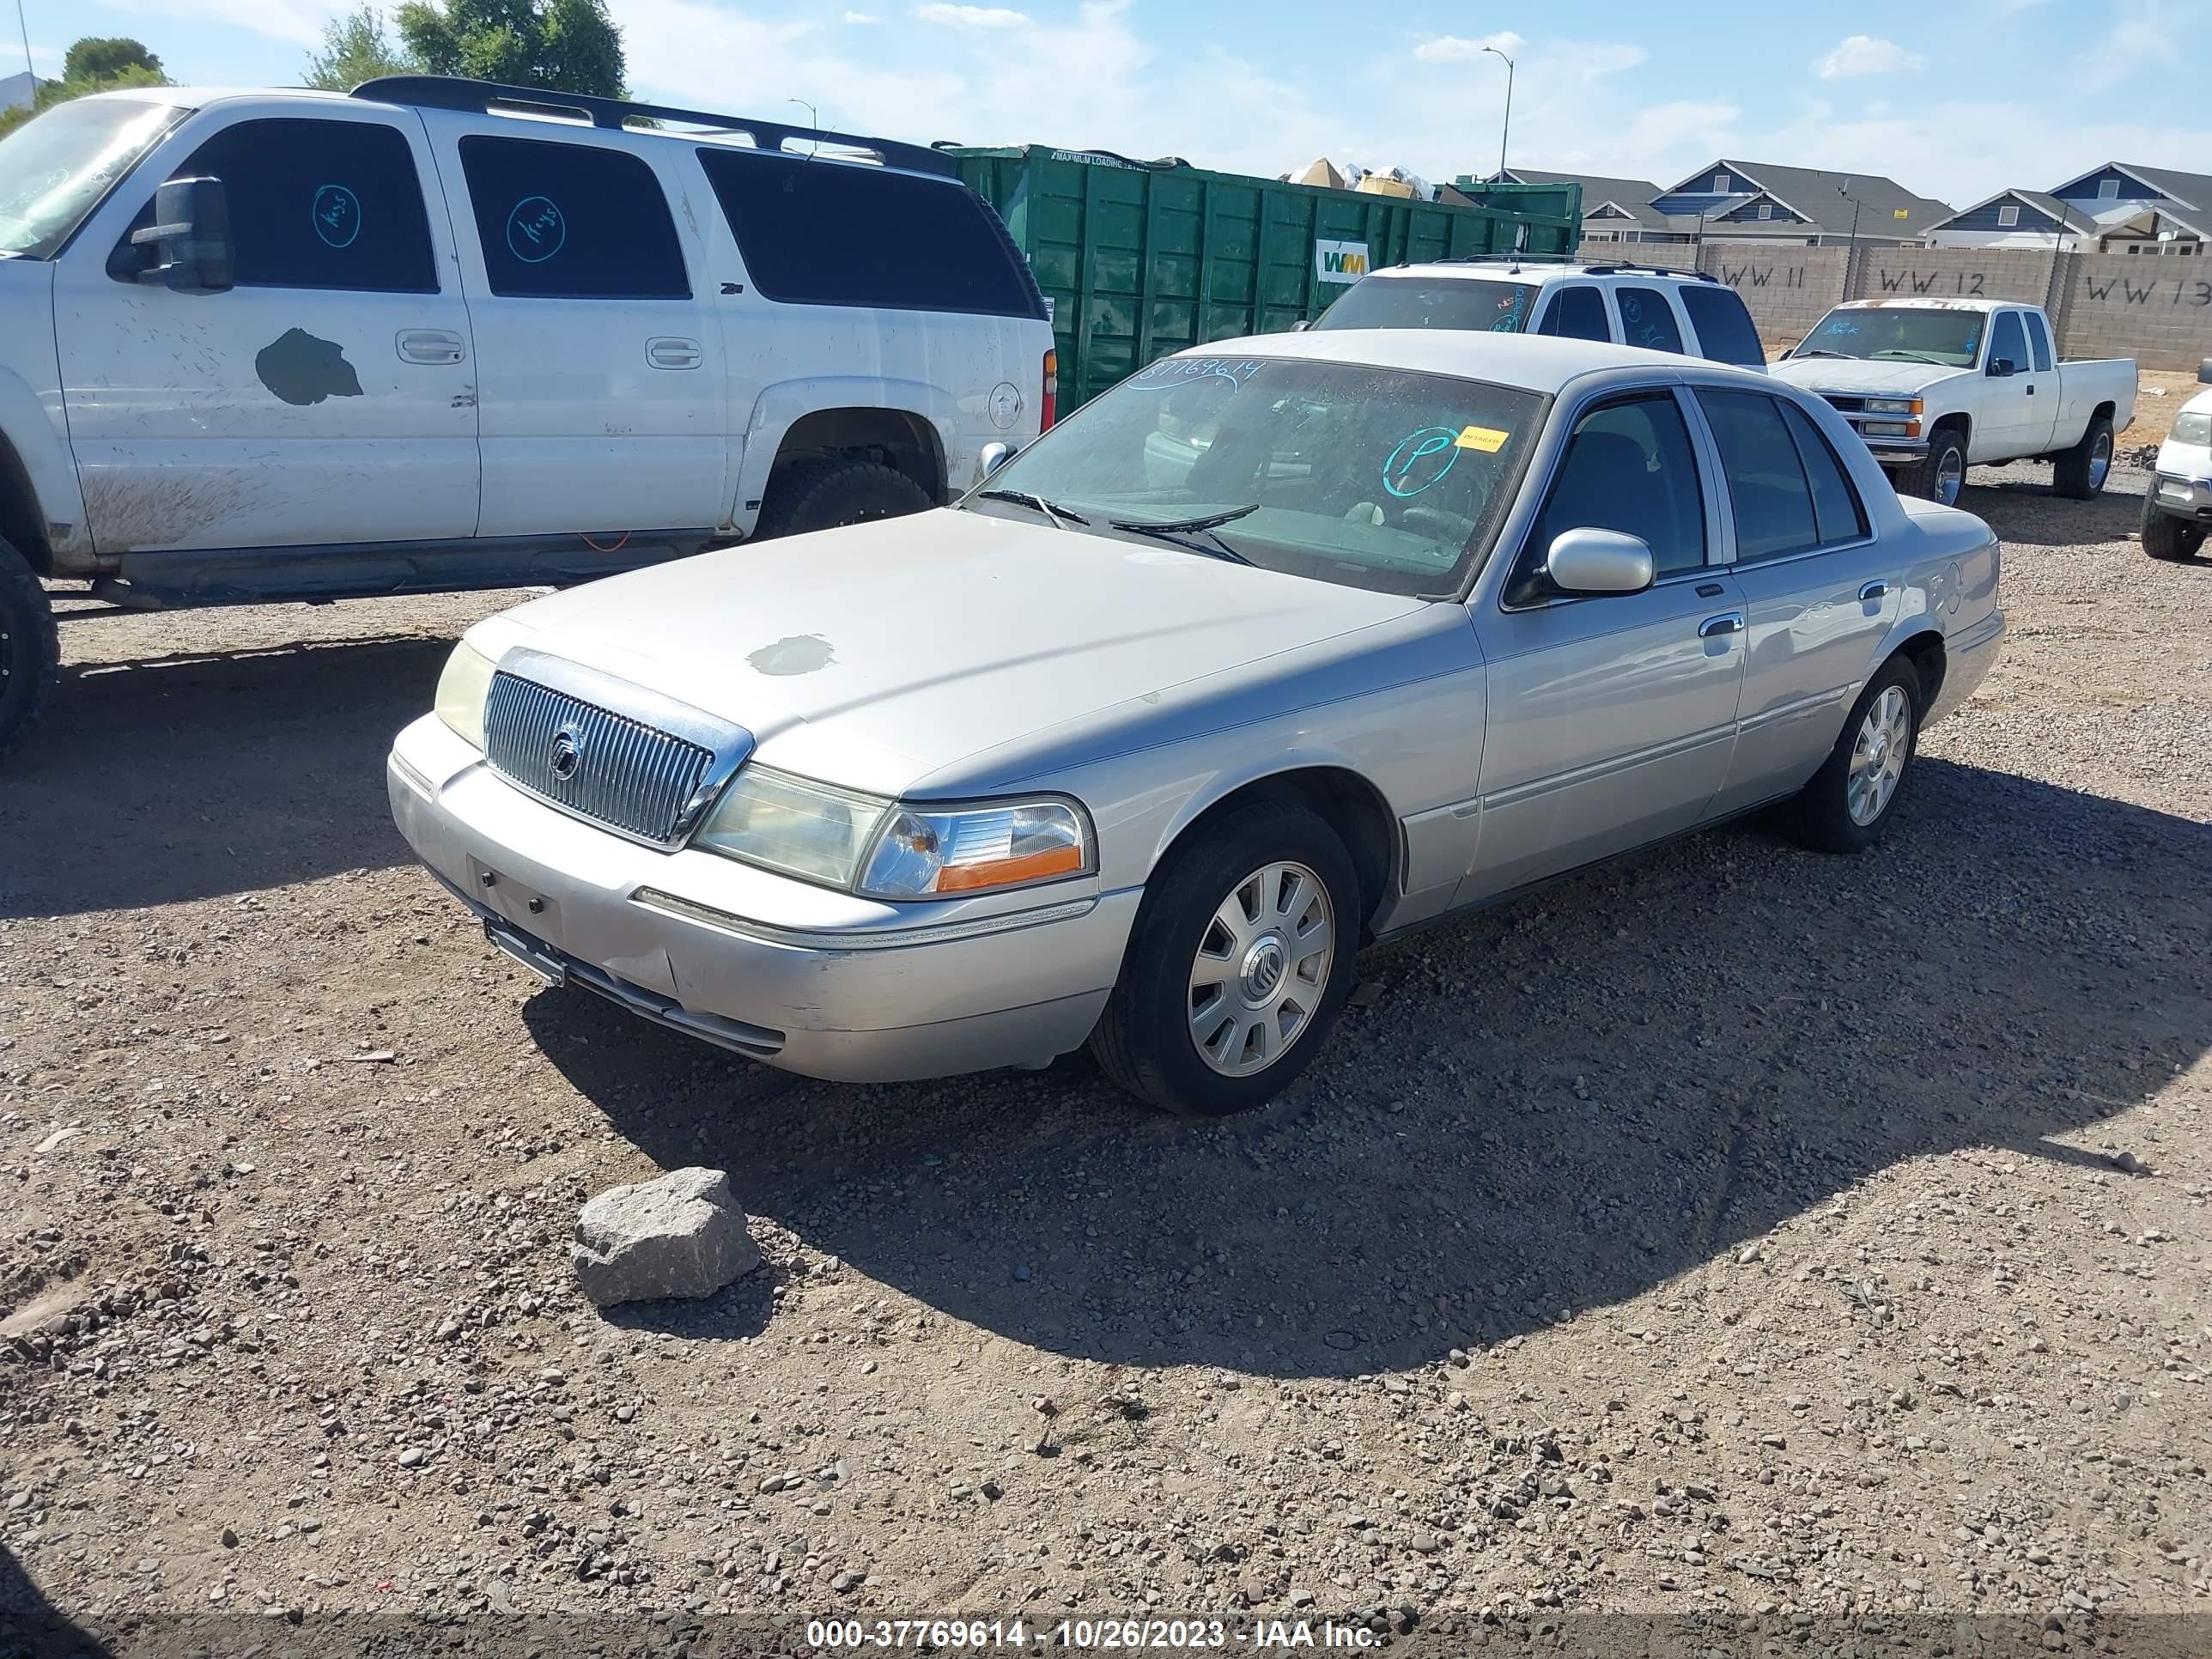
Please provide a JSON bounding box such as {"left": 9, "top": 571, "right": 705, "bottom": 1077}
{"left": 2056, "top": 254, "right": 2212, "bottom": 372}
{"left": 1847, "top": 245, "right": 2063, "bottom": 309}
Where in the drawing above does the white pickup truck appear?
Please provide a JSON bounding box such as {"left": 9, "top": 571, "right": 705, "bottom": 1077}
{"left": 1770, "top": 299, "right": 2136, "bottom": 506}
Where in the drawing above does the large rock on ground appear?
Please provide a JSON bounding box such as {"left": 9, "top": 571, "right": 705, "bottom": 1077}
{"left": 572, "top": 1167, "right": 759, "bottom": 1308}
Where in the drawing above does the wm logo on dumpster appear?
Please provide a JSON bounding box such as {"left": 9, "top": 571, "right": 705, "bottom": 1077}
{"left": 1316, "top": 240, "right": 1370, "bottom": 283}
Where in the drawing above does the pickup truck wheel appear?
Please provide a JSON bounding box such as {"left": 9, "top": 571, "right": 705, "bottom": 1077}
{"left": 2053, "top": 415, "right": 2114, "bottom": 500}
{"left": 753, "top": 458, "right": 933, "bottom": 540}
{"left": 0, "top": 538, "right": 58, "bottom": 767}
{"left": 1785, "top": 657, "right": 1923, "bottom": 854}
{"left": 2141, "top": 491, "right": 2205, "bottom": 561}
{"left": 1899, "top": 428, "right": 1967, "bottom": 506}
{"left": 1089, "top": 800, "right": 1359, "bottom": 1118}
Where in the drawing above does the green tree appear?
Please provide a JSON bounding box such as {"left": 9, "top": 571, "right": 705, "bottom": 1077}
{"left": 394, "top": 0, "right": 625, "bottom": 97}
{"left": 302, "top": 5, "right": 419, "bottom": 90}
{"left": 0, "top": 36, "right": 172, "bottom": 139}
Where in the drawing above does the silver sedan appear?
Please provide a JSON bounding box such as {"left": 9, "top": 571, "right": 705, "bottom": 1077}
{"left": 388, "top": 331, "right": 2004, "bottom": 1115}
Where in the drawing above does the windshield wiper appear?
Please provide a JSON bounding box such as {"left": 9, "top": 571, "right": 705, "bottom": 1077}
{"left": 1870, "top": 350, "right": 1953, "bottom": 366}
{"left": 1791, "top": 348, "right": 1852, "bottom": 358}
{"left": 1108, "top": 505, "right": 1261, "bottom": 565}
{"left": 973, "top": 489, "right": 1087, "bottom": 530}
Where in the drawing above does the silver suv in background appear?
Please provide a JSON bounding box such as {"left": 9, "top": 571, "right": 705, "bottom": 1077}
{"left": 1313, "top": 261, "right": 1768, "bottom": 370}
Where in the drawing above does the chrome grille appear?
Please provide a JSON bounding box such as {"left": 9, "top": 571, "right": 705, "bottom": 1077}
{"left": 483, "top": 672, "right": 716, "bottom": 844}
{"left": 1822, "top": 394, "right": 1869, "bottom": 414}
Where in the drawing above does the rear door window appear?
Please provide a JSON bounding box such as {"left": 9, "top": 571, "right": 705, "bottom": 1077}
{"left": 458, "top": 135, "right": 690, "bottom": 300}
{"left": 1698, "top": 390, "right": 1825, "bottom": 560}
{"left": 1536, "top": 284, "right": 1611, "bottom": 341}
{"left": 1779, "top": 402, "right": 1868, "bottom": 544}
{"left": 1679, "top": 285, "right": 1765, "bottom": 367}
{"left": 696, "top": 149, "right": 1042, "bottom": 318}
{"left": 1615, "top": 286, "right": 1686, "bottom": 354}
{"left": 2023, "top": 311, "right": 2054, "bottom": 372}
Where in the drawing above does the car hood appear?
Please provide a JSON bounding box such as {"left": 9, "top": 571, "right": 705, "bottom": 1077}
{"left": 467, "top": 509, "right": 1430, "bottom": 797}
{"left": 1769, "top": 358, "right": 1963, "bottom": 396}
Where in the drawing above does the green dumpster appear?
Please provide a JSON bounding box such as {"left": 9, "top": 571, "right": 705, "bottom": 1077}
{"left": 946, "top": 145, "right": 1582, "bottom": 411}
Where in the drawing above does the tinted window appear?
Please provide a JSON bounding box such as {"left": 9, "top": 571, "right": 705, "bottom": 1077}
{"left": 1615, "top": 286, "right": 1685, "bottom": 354}
{"left": 1536, "top": 284, "right": 1610, "bottom": 341}
{"left": 1990, "top": 310, "right": 2028, "bottom": 373}
{"left": 696, "top": 149, "right": 1041, "bottom": 318}
{"left": 124, "top": 118, "right": 434, "bottom": 292}
{"left": 1679, "top": 285, "right": 1765, "bottom": 366}
{"left": 1316, "top": 276, "right": 1537, "bottom": 332}
{"left": 2024, "top": 310, "right": 2054, "bottom": 373}
{"left": 1525, "top": 392, "right": 1706, "bottom": 581}
{"left": 459, "top": 136, "right": 687, "bottom": 300}
{"left": 1699, "top": 390, "right": 1820, "bottom": 560}
{"left": 1780, "top": 402, "right": 1868, "bottom": 544}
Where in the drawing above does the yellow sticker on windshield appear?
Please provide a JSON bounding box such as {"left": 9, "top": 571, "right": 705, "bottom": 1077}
{"left": 1455, "top": 425, "right": 1509, "bottom": 453}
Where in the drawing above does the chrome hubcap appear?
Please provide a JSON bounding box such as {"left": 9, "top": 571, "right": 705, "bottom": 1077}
{"left": 1846, "top": 685, "right": 1913, "bottom": 827}
{"left": 2087, "top": 432, "right": 2112, "bottom": 491}
{"left": 1935, "top": 449, "right": 1964, "bottom": 507}
{"left": 1188, "top": 860, "right": 1334, "bottom": 1078}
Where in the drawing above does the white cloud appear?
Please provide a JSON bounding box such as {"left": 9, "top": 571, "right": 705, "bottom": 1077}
{"left": 914, "top": 3, "right": 1029, "bottom": 27}
{"left": 1412, "top": 32, "right": 1525, "bottom": 64}
{"left": 842, "top": 9, "right": 879, "bottom": 21}
{"left": 1814, "top": 35, "right": 1926, "bottom": 79}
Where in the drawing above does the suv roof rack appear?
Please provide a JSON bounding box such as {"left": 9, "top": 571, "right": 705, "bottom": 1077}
{"left": 1576, "top": 262, "right": 1720, "bottom": 283}
{"left": 350, "top": 76, "right": 957, "bottom": 179}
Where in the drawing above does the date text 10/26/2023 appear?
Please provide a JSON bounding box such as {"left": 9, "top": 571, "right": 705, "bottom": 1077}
{"left": 805, "top": 1618, "right": 1381, "bottom": 1650}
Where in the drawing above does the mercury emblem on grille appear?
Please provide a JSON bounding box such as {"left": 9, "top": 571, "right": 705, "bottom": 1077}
{"left": 549, "top": 726, "right": 583, "bottom": 783}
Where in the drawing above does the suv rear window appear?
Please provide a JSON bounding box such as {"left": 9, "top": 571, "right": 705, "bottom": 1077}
{"left": 696, "top": 149, "right": 1042, "bottom": 319}
{"left": 459, "top": 135, "right": 690, "bottom": 301}
{"left": 1679, "top": 285, "right": 1765, "bottom": 367}
{"left": 1615, "top": 286, "right": 1685, "bottom": 354}
{"left": 1315, "top": 276, "right": 1538, "bottom": 333}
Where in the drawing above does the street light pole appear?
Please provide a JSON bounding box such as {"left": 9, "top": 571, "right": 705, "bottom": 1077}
{"left": 1480, "top": 46, "right": 1515, "bottom": 180}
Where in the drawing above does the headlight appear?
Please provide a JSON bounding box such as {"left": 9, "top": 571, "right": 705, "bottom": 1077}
{"left": 1863, "top": 397, "right": 1923, "bottom": 416}
{"left": 434, "top": 641, "right": 495, "bottom": 750}
{"left": 858, "top": 798, "right": 1092, "bottom": 898}
{"left": 693, "top": 768, "right": 893, "bottom": 887}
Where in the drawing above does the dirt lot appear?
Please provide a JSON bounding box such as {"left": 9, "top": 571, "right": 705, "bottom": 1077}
{"left": 3, "top": 464, "right": 2209, "bottom": 1656}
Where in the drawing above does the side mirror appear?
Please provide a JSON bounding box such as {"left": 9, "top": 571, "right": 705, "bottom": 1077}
{"left": 1546, "top": 526, "right": 1655, "bottom": 595}
{"left": 129, "top": 176, "right": 234, "bottom": 295}
{"left": 1987, "top": 356, "right": 2016, "bottom": 378}
{"left": 977, "top": 441, "right": 1015, "bottom": 479}
{"left": 2198, "top": 356, "right": 2212, "bottom": 386}
{"left": 1288, "top": 319, "right": 1314, "bottom": 332}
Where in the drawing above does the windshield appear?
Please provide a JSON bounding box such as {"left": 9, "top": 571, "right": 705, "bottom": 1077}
{"left": 1314, "top": 276, "right": 1538, "bottom": 334}
{"left": 2172, "top": 410, "right": 2209, "bottom": 447}
{"left": 1794, "top": 307, "right": 1983, "bottom": 368}
{"left": 969, "top": 355, "right": 1543, "bottom": 598}
{"left": 0, "top": 98, "right": 185, "bottom": 260}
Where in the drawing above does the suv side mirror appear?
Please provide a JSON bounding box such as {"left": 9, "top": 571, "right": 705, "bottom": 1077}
{"left": 977, "top": 441, "right": 1015, "bottom": 479}
{"left": 129, "top": 177, "right": 234, "bottom": 295}
{"left": 2198, "top": 356, "right": 2212, "bottom": 386}
{"left": 1987, "top": 356, "right": 2016, "bottom": 378}
{"left": 1546, "top": 527, "right": 1655, "bottom": 595}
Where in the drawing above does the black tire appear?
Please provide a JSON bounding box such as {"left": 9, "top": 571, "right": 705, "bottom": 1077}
{"left": 1090, "top": 799, "right": 1361, "bottom": 1117}
{"left": 2053, "top": 413, "right": 2114, "bottom": 501}
{"left": 0, "top": 538, "right": 58, "bottom": 768}
{"left": 1896, "top": 426, "right": 1968, "bottom": 505}
{"left": 753, "top": 458, "right": 933, "bottom": 540}
{"left": 1784, "top": 656, "right": 1923, "bottom": 854}
{"left": 2141, "top": 491, "right": 2205, "bottom": 561}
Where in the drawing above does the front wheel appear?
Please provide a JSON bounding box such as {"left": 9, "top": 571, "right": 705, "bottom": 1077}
{"left": 0, "top": 538, "right": 58, "bottom": 767}
{"left": 1897, "top": 428, "right": 1968, "bottom": 506}
{"left": 2053, "top": 414, "right": 2114, "bottom": 500}
{"left": 1784, "top": 657, "right": 1923, "bottom": 854}
{"left": 2141, "top": 491, "right": 2205, "bottom": 561}
{"left": 1089, "top": 800, "right": 1360, "bottom": 1117}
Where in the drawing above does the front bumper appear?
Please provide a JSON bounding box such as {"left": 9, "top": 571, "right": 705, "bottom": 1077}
{"left": 386, "top": 714, "right": 1136, "bottom": 1083}
{"left": 2148, "top": 473, "right": 2212, "bottom": 524}
{"left": 1863, "top": 438, "right": 1932, "bottom": 463}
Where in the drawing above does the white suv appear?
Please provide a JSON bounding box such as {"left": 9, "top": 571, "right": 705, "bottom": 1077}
{"left": 1313, "top": 259, "right": 1768, "bottom": 370}
{"left": 0, "top": 76, "right": 1054, "bottom": 761}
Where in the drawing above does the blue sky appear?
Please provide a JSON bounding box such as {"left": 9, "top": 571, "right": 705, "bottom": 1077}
{"left": 15, "top": 0, "right": 2211, "bottom": 208}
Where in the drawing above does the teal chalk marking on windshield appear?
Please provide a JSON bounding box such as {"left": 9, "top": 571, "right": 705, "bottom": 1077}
{"left": 1382, "top": 427, "right": 1461, "bottom": 498}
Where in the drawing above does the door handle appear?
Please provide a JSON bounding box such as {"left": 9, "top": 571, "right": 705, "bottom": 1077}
{"left": 1699, "top": 612, "right": 1745, "bottom": 638}
{"left": 2025, "top": 384, "right": 2035, "bottom": 395}
{"left": 646, "top": 336, "right": 703, "bottom": 370}
{"left": 396, "top": 328, "right": 465, "bottom": 365}
{"left": 1858, "top": 579, "right": 1889, "bottom": 602}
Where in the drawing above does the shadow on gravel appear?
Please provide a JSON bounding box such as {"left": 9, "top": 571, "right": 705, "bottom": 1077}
{"left": 1963, "top": 471, "right": 2152, "bottom": 549}
{"left": 528, "top": 757, "right": 2212, "bottom": 1382}
{"left": 0, "top": 637, "right": 445, "bottom": 919}
{"left": 0, "top": 1542, "right": 109, "bottom": 1657}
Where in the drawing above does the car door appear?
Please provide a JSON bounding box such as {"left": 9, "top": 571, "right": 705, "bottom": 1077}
{"left": 421, "top": 117, "right": 728, "bottom": 538}
{"left": 1460, "top": 386, "right": 1747, "bottom": 903}
{"left": 1692, "top": 386, "right": 1899, "bottom": 816}
{"left": 54, "top": 106, "right": 478, "bottom": 554}
{"left": 1976, "top": 307, "right": 2042, "bottom": 461}
{"left": 2020, "top": 310, "right": 2063, "bottom": 453}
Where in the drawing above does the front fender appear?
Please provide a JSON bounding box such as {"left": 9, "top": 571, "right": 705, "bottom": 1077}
{"left": 733, "top": 375, "right": 969, "bottom": 529}
{"left": 0, "top": 366, "right": 93, "bottom": 574}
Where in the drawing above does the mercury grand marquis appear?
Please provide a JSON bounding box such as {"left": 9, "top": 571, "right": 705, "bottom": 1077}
{"left": 388, "top": 331, "right": 2005, "bottom": 1116}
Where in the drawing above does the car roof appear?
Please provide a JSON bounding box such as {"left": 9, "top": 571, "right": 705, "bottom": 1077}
{"left": 1194, "top": 328, "right": 1772, "bottom": 396}
{"left": 1371, "top": 261, "right": 1711, "bottom": 285}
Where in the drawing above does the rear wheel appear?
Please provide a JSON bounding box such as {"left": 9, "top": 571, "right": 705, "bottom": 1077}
{"left": 0, "top": 538, "right": 58, "bottom": 767}
{"left": 1784, "top": 657, "right": 1923, "bottom": 854}
{"left": 1898, "top": 427, "right": 1967, "bottom": 506}
{"left": 2053, "top": 414, "right": 2114, "bottom": 500}
{"left": 2141, "top": 491, "right": 2205, "bottom": 561}
{"left": 1090, "top": 800, "right": 1359, "bottom": 1117}
{"left": 753, "top": 457, "right": 933, "bottom": 540}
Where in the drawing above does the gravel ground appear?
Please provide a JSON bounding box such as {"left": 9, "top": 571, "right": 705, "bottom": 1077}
{"left": 3, "top": 465, "right": 2209, "bottom": 1657}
